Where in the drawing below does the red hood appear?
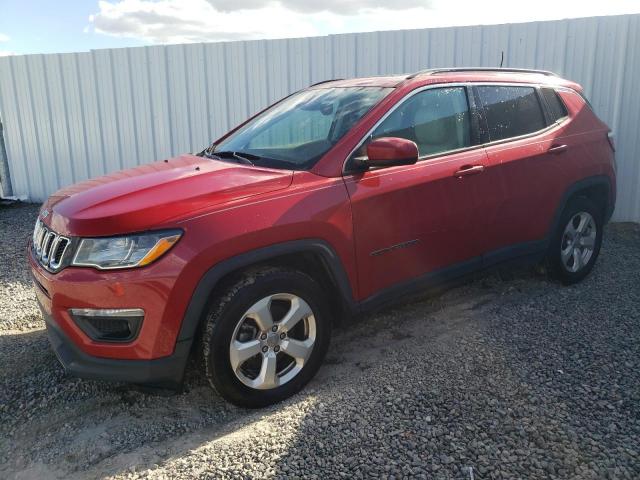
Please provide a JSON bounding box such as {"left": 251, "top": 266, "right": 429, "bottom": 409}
{"left": 43, "top": 155, "right": 293, "bottom": 236}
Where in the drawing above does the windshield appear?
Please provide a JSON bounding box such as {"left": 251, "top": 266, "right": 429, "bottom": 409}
{"left": 210, "top": 86, "right": 392, "bottom": 170}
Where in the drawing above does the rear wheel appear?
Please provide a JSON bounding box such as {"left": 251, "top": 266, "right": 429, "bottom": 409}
{"left": 201, "top": 268, "right": 331, "bottom": 408}
{"left": 548, "top": 197, "right": 603, "bottom": 285}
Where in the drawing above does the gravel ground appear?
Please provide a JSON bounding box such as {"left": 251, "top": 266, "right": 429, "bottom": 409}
{"left": 0, "top": 204, "right": 42, "bottom": 331}
{"left": 1, "top": 202, "right": 639, "bottom": 480}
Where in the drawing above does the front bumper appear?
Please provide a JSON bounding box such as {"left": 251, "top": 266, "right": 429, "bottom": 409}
{"left": 43, "top": 306, "right": 190, "bottom": 388}
{"left": 28, "top": 241, "right": 192, "bottom": 360}
{"left": 29, "top": 238, "right": 197, "bottom": 387}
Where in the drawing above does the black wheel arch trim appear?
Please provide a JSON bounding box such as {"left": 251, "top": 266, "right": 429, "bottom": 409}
{"left": 548, "top": 175, "right": 614, "bottom": 239}
{"left": 176, "top": 239, "right": 357, "bottom": 344}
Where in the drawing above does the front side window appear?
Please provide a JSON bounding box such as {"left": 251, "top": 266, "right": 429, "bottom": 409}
{"left": 364, "top": 87, "right": 471, "bottom": 158}
{"left": 477, "top": 86, "right": 546, "bottom": 141}
{"left": 211, "top": 87, "right": 392, "bottom": 170}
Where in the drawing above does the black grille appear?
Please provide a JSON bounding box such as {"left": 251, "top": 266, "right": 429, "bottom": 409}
{"left": 86, "top": 317, "right": 132, "bottom": 340}
{"left": 52, "top": 238, "right": 69, "bottom": 265}
{"left": 70, "top": 310, "right": 144, "bottom": 343}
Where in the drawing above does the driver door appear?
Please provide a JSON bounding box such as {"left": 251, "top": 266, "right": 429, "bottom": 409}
{"left": 344, "top": 86, "right": 498, "bottom": 300}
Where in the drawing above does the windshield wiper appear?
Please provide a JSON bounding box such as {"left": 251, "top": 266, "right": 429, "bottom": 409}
{"left": 206, "top": 150, "right": 260, "bottom": 166}
{"left": 198, "top": 143, "right": 216, "bottom": 158}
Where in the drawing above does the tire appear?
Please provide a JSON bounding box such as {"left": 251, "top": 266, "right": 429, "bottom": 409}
{"left": 548, "top": 196, "right": 603, "bottom": 285}
{"left": 200, "top": 267, "right": 331, "bottom": 408}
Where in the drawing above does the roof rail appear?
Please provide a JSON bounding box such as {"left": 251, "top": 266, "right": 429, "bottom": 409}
{"left": 309, "top": 78, "right": 343, "bottom": 87}
{"left": 406, "top": 67, "right": 558, "bottom": 79}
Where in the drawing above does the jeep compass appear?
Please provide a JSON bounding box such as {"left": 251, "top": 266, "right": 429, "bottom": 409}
{"left": 29, "top": 68, "right": 616, "bottom": 407}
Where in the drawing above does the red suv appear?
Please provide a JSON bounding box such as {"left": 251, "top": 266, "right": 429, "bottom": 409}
{"left": 29, "top": 68, "right": 616, "bottom": 407}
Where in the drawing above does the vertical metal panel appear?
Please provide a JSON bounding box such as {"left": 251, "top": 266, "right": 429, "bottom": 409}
{"left": 0, "top": 56, "right": 28, "bottom": 197}
{"left": 380, "top": 30, "right": 405, "bottom": 74}
{"left": 30, "top": 54, "right": 64, "bottom": 196}
{"left": 429, "top": 26, "right": 456, "bottom": 68}
{"left": 10, "top": 55, "right": 48, "bottom": 198}
{"left": 332, "top": 34, "right": 357, "bottom": 79}
{"left": 309, "top": 35, "right": 332, "bottom": 84}
{"left": 402, "top": 29, "right": 430, "bottom": 73}
{"left": 166, "top": 44, "right": 192, "bottom": 156}
{"left": 42, "top": 54, "right": 73, "bottom": 188}
{"left": 127, "top": 47, "right": 157, "bottom": 166}
{"left": 244, "top": 40, "right": 269, "bottom": 118}
{"left": 454, "top": 26, "right": 482, "bottom": 67}
{"left": 146, "top": 46, "right": 173, "bottom": 160}
{"left": 76, "top": 51, "right": 107, "bottom": 179}
{"left": 225, "top": 41, "right": 250, "bottom": 129}
{"left": 610, "top": 15, "right": 640, "bottom": 222}
{"left": 203, "top": 43, "right": 230, "bottom": 140}
{"left": 0, "top": 14, "right": 639, "bottom": 222}
{"left": 266, "top": 39, "right": 290, "bottom": 105}
{"left": 288, "top": 37, "right": 311, "bottom": 92}
{"left": 355, "top": 32, "right": 378, "bottom": 77}
{"left": 111, "top": 48, "right": 138, "bottom": 170}
{"left": 92, "top": 49, "right": 121, "bottom": 172}
{"left": 535, "top": 20, "right": 569, "bottom": 73}
{"left": 58, "top": 53, "right": 88, "bottom": 184}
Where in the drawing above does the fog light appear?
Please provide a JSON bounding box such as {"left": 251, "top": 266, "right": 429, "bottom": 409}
{"left": 69, "top": 308, "right": 144, "bottom": 342}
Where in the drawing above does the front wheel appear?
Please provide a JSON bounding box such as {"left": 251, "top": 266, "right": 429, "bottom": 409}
{"left": 548, "top": 196, "right": 603, "bottom": 285}
{"left": 200, "top": 268, "right": 331, "bottom": 408}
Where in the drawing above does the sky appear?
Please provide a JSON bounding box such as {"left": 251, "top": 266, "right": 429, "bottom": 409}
{"left": 1, "top": 0, "right": 640, "bottom": 56}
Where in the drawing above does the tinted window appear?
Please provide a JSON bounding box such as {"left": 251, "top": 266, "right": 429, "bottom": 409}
{"left": 477, "top": 86, "right": 546, "bottom": 141}
{"left": 367, "top": 87, "right": 471, "bottom": 157}
{"left": 541, "top": 87, "right": 568, "bottom": 122}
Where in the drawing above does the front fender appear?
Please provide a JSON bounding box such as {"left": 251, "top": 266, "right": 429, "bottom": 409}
{"left": 176, "top": 239, "right": 357, "bottom": 343}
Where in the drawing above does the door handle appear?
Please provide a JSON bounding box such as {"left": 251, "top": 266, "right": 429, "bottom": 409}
{"left": 454, "top": 165, "right": 485, "bottom": 178}
{"left": 548, "top": 144, "right": 568, "bottom": 154}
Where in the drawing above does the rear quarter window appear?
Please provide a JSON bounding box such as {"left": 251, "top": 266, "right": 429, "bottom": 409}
{"left": 477, "top": 86, "right": 546, "bottom": 142}
{"left": 541, "top": 87, "right": 568, "bottom": 122}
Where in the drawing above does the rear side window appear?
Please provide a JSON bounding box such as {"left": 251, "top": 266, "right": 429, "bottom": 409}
{"left": 477, "top": 86, "right": 546, "bottom": 141}
{"left": 541, "top": 87, "right": 568, "bottom": 122}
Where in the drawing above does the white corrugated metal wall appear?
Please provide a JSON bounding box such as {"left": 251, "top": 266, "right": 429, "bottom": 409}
{"left": 0, "top": 14, "right": 638, "bottom": 221}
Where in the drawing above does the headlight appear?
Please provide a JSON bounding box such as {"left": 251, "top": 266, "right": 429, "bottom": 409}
{"left": 71, "top": 230, "right": 182, "bottom": 270}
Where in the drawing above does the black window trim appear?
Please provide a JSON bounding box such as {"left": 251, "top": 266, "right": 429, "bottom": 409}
{"left": 538, "top": 86, "right": 569, "bottom": 125}
{"left": 537, "top": 87, "right": 556, "bottom": 126}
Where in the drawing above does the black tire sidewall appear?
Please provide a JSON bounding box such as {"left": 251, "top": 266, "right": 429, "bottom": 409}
{"left": 204, "top": 269, "right": 331, "bottom": 408}
{"left": 550, "top": 197, "right": 603, "bottom": 285}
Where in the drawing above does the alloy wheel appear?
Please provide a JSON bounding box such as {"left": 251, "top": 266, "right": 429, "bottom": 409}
{"left": 560, "top": 211, "right": 597, "bottom": 273}
{"left": 229, "top": 293, "right": 316, "bottom": 390}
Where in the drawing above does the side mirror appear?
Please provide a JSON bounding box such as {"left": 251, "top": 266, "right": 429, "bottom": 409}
{"left": 364, "top": 137, "right": 419, "bottom": 168}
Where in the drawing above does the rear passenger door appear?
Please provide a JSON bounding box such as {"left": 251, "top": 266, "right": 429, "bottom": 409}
{"left": 475, "top": 84, "right": 569, "bottom": 259}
